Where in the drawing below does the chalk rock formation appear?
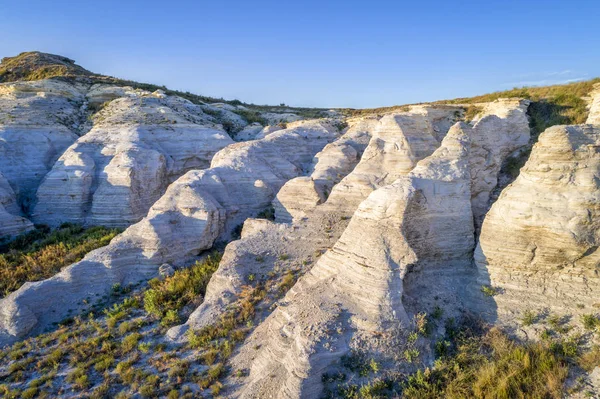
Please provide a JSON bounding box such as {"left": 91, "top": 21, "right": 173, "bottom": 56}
{"left": 168, "top": 119, "right": 375, "bottom": 340}
{"left": 0, "top": 172, "right": 33, "bottom": 238}
{"left": 235, "top": 123, "right": 264, "bottom": 141}
{"left": 273, "top": 118, "right": 373, "bottom": 222}
{"left": 322, "top": 106, "right": 461, "bottom": 216}
{"left": 587, "top": 83, "right": 600, "bottom": 124}
{"left": 0, "top": 120, "right": 339, "bottom": 345}
{"left": 468, "top": 99, "right": 530, "bottom": 225}
{"left": 254, "top": 125, "right": 284, "bottom": 140}
{"left": 32, "top": 89, "right": 233, "bottom": 227}
{"left": 230, "top": 123, "right": 474, "bottom": 398}
{"left": 475, "top": 124, "right": 600, "bottom": 315}
{"left": 0, "top": 79, "right": 84, "bottom": 208}
{"left": 261, "top": 112, "right": 302, "bottom": 125}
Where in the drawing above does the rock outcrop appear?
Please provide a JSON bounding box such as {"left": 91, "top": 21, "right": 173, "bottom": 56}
{"left": 273, "top": 118, "right": 373, "bottom": 222}
{"left": 587, "top": 83, "right": 600, "bottom": 124}
{"left": 32, "top": 88, "right": 233, "bottom": 227}
{"left": 475, "top": 124, "right": 600, "bottom": 315}
{"left": 0, "top": 172, "right": 33, "bottom": 238}
{"left": 229, "top": 123, "right": 475, "bottom": 398}
{"left": 320, "top": 106, "right": 461, "bottom": 217}
{"left": 0, "top": 79, "right": 85, "bottom": 210}
{"left": 0, "top": 120, "right": 339, "bottom": 345}
{"left": 468, "top": 99, "right": 530, "bottom": 226}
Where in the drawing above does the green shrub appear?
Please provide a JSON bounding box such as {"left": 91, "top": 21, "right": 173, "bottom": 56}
{"left": 480, "top": 285, "right": 499, "bottom": 297}
{"left": 521, "top": 309, "right": 538, "bottom": 326}
{"left": 581, "top": 314, "right": 600, "bottom": 330}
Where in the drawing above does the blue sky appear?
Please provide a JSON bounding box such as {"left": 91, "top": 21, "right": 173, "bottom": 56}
{"left": 1, "top": 0, "right": 599, "bottom": 108}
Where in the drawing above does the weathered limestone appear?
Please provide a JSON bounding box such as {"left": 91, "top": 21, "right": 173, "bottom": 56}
{"left": 32, "top": 90, "right": 233, "bottom": 228}
{"left": 0, "top": 120, "right": 339, "bottom": 345}
{"left": 168, "top": 119, "right": 375, "bottom": 340}
{"left": 273, "top": 118, "right": 373, "bottom": 222}
{"left": 468, "top": 99, "right": 530, "bottom": 226}
{"left": 0, "top": 172, "right": 33, "bottom": 238}
{"left": 261, "top": 112, "right": 302, "bottom": 125}
{"left": 475, "top": 124, "right": 600, "bottom": 315}
{"left": 322, "top": 106, "right": 461, "bottom": 216}
{"left": 0, "top": 79, "right": 84, "bottom": 209}
{"left": 235, "top": 123, "right": 264, "bottom": 141}
{"left": 230, "top": 123, "right": 474, "bottom": 398}
{"left": 587, "top": 83, "right": 600, "bottom": 124}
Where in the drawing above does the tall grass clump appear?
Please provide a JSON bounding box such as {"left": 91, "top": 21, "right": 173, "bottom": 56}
{"left": 144, "top": 252, "right": 222, "bottom": 326}
{"left": 402, "top": 327, "right": 569, "bottom": 399}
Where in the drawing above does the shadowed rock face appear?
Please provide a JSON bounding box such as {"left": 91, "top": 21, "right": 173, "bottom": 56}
{"left": 0, "top": 120, "right": 339, "bottom": 346}
{"left": 32, "top": 89, "right": 234, "bottom": 228}
{"left": 0, "top": 172, "right": 33, "bottom": 237}
{"left": 272, "top": 118, "right": 373, "bottom": 222}
{"left": 228, "top": 123, "right": 475, "bottom": 399}
{"left": 0, "top": 79, "right": 85, "bottom": 211}
{"left": 476, "top": 124, "right": 600, "bottom": 316}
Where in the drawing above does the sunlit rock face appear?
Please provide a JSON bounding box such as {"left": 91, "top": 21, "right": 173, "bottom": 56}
{"left": 476, "top": 124, "right": 600, "bottom": 317}
{"left": 468, "top": 98, "right": 531, "bottom": 227}
{"left": 228, "top": 123, "right": 474, "bottom": 399}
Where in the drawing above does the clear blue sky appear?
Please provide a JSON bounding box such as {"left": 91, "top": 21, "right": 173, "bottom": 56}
{"left": 1, "top": 0, "right": 599, "bottom": 108}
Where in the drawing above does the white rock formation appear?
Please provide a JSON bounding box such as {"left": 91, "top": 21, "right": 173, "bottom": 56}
{"left": 0, "top": 79, "right": 84, "bottom": 209}
{"left": 229, "top": 123, "right": 474, "bottom": 398}
{"left": 0, "top": 120, "right": 339, "bottom": 345}
{"left": 468, "top": 99, "right": 530, "bottom": 225}
{"left": 261, "top": 112, "right": 302, "bottom": 125}
{"left": 322, "top": 106, "right": 461, "bottom": 216}
{"left": 235, "top": 123, "right": 264, "bottom": 141}
{"left": 587, "top": 83, "right": 600, "bottom": 124}
{"left": 273, "top": 118, "right": 373, "bottom": 222}
{"left": 475, "top": 124, "right": 600, "bottom": 315}
{"left": 0, "top": 172, "right": 33, "bottom": 238}
{"left": 32, "top": 89, "right": 233, "bottom": 227}
{"left": 254, "top": 125, "right": 283, "bottom": 140}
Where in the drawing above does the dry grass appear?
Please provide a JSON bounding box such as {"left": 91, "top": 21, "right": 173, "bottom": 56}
{"left": 402, "top": 327, "right": 569, "bottom": 399}
{"left": 0, "top": 224, "right": 120, "bottom": 297}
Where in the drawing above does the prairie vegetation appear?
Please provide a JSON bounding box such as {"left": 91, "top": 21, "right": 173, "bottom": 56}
{"left": 0, "top": 253, "right": 300, "bottom": 398}
{"left": 323, "top": 313, "right": 600, "bottom": 399}
{"left": 0, "top": 224, "right": 120, "bottom": 297}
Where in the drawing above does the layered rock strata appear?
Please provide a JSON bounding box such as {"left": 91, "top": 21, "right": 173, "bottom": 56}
{"left": 587, "top": 83, "right": 600, "bottom": 124}
{"left": 475, "top": 124, "right": 600, "bottom": 315}
{"left": 0, "top": 79, "right": 84, "bottom": 210}
{"left": 468, "top": 99, "right": 530, "bottom": 226}
{"left": 229, "top": 123, "right": 475, "bottom": 398}
{"left": 32, "top": 89, "right": 234, "bottom": 227}
{"left": 0, "top": 120, "right": 339, "bottom": 345}
{"left": 319, "top": 106, "right": 461, "bottom": 217}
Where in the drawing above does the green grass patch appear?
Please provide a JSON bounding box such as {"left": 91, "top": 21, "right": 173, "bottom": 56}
{"left": 0, "top": 224, "right": 120, "bottom": 297}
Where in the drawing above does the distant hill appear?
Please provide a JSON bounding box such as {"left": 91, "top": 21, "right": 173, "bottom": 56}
{"left": 0, "top": 51, "right": 96, "bottom": 82}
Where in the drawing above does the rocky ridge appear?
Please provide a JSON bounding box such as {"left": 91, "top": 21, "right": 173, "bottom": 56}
{"left": 1, "top": 52, "right": 600, "bottom": 398}
{"left": 0, "top": 120, "right": 340, "bottom": 344}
